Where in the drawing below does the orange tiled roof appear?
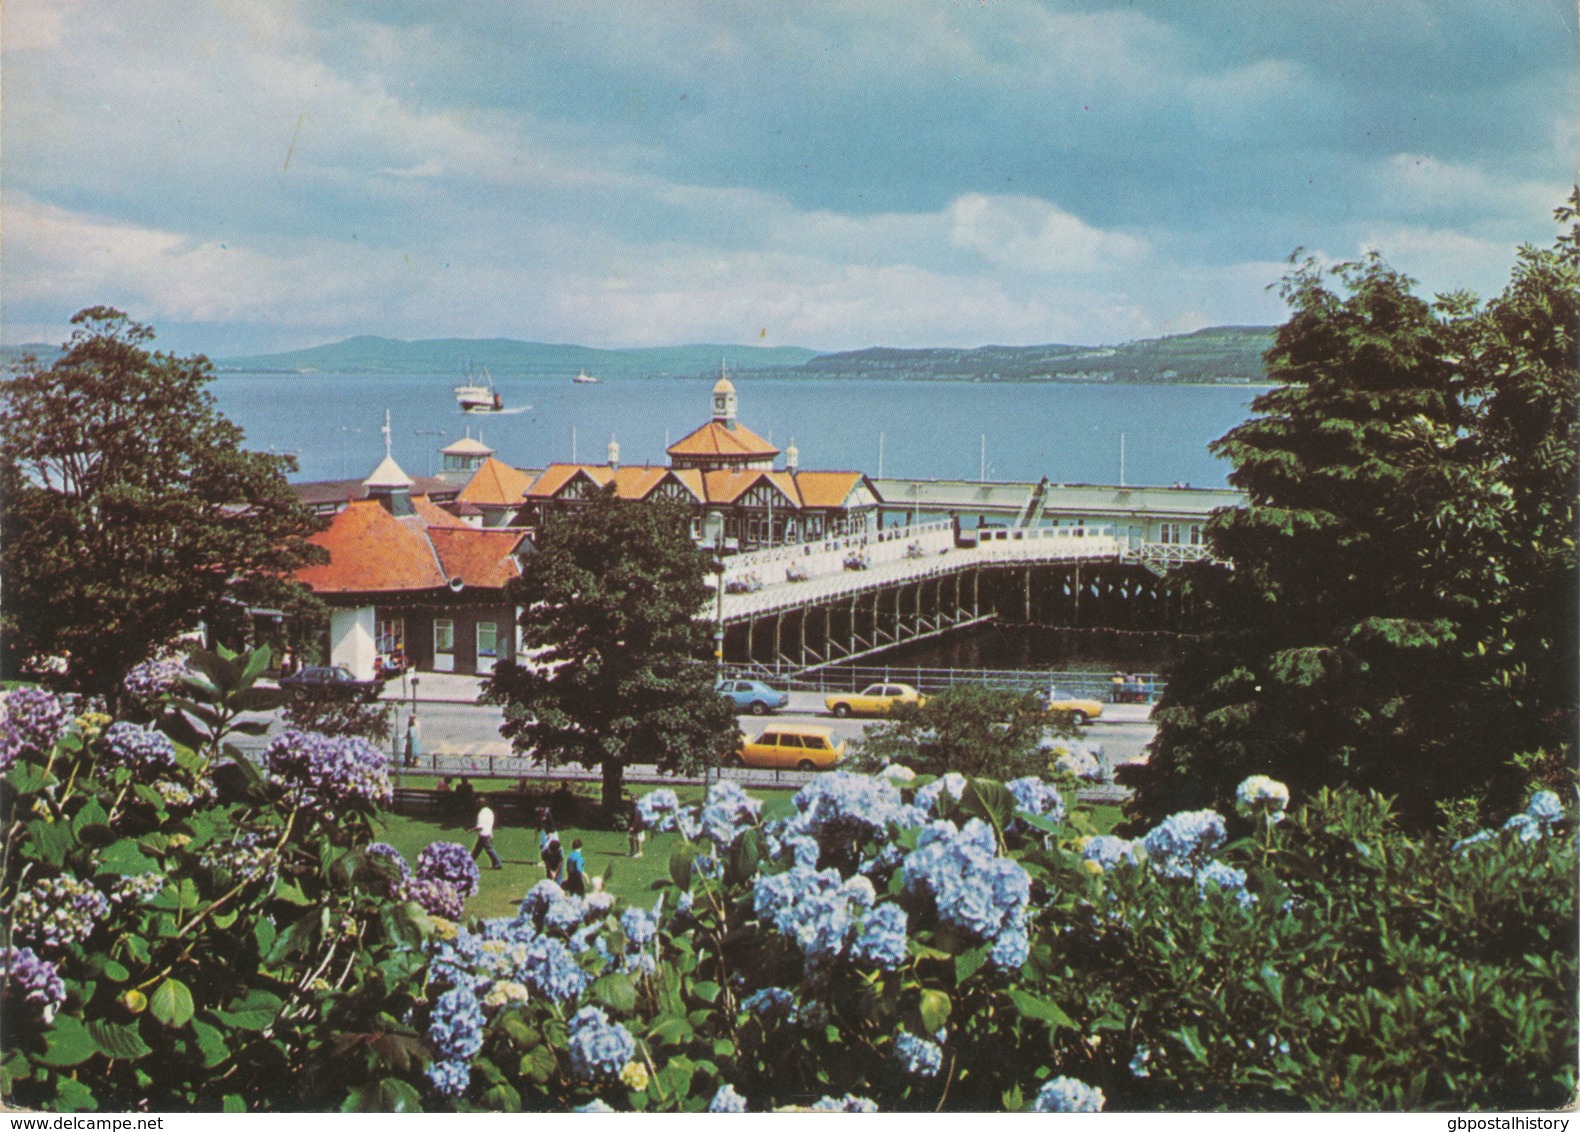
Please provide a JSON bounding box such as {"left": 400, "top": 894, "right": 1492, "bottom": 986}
{"left": 411, "top": 494, "right": 472, "bottom": 529}
{"left": 296, "top": 500, "right": 447, "bottom": 593}
{"left": 792, "top": 471, "right": 866, "bottom": 509}
{"left": 428, "top": 527, "right": 525, "bottom": 588}
{"left": 457, "top": 457, "right": 535, "bottom": 507}
{"left": 701, "top": 469, "right": 795, "bottom": 506}
{"left": 666, "top": 420, "right": 778, "bottom": 460}
{"left": 523, "top": 464, "right": 611, "bottom": 499}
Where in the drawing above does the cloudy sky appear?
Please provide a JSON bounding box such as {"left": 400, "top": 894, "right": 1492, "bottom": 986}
{"left": 4, "top": 1, "right": 1575, "bottom": 356}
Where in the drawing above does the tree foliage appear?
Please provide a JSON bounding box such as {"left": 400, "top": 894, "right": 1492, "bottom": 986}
{"left": 847, "top": 685, "right": 1067, "bottom": 779}
{"left": 1125, "top": 197, "right": 1580, "bottom": 828}
{"left": 484, "top": 487, "right": 738, "bottom": 811}
{"left": 0, "top": 309, "right": 325, "bottom": 701}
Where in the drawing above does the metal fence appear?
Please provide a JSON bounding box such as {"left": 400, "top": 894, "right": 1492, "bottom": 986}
{"left": 720, "top": 663, "right": 1161, "bottom": 702}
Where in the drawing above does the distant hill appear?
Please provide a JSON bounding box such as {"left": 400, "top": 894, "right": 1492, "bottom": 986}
{"left": 1, "top": 344, "right": 62, "bottom": 371}
{"left": 217, "top": 336, "right": 822, "bottom": 378}
{"left": 747, "top": 326, "right": 1277, "bottom": 384}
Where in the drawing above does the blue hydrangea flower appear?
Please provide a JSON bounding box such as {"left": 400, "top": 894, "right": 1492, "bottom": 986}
{"left": 0, "top": 946, "right": 66, "bottom": 1020}
{"left": 791, "top": 772, "right": 912, "bottom": 856}
{"left": 1031, "top": 1076, "right": 1105, "bottom": 1112}
{"left": 265, "top": 729, "right": 392, "bottom": 808}
{"left": 520, "top": 935, "right": 591, "bottom": 1004}
{"left": 741, "top": 987, "right": 796, "bottom": 1023}
{"left": 0, "top": 687, "right": 69, "bottom": 771}
{"left": 915, "top": 772, "right": 968, "bottom": 815}
{"left": 699, "top": 780, "right": 762, "bottom": 847}
{"left": 620, "top": 907, "right": 658, "bottom": 947}
{"left": 849, "top": 902, "right": 908, "bottom": 970}
{"left": 1080, "top": 834, "right": 1143, "bottom": 871}
{"left": 574, "top": 1099, "right": 616, "bottom": 1113}
{"left": 806, "top": 1095, "right": 879, "bottom": 1112}
{"left": 901, "top": 819, "right": 1030, "bottom": 967}
{"left": 708, "top": 1083, "right": 750, "bottom": 1113}
{"left": 565, "top": 1005, "right": 636, "bottom": 1082}
{"left": 1195, "top": 860, "right": 1256, "bottom": 908}
{"left": 1141, "top": 809, "right": 1226, "bottom": 878}
{"left": 1235, "top": 775, "right": 1291, "bottom": 823}
{"left": 101, "top": 722, "right": 180, "bottom": 776}
{"left": 895, "top": 1028, "right": 943, "bottom": 1078}
{"left": 1501, "top": 813, "right": 1544, "bottom": 843}
{"left": 416, "top": 841, "right": 480, "bottom": 898}
{"left": 426, "top": 1058, "right": 471, "bottom": 1097}
{"left": 1130, "top": 1045, "right": 1152, "bottom": 1078}
{"left": 1526, "top": 791, "right": 1564, "bottom": 824}
{"left": 1006, "top": 776, "right": 1066, "bottom": 828}
{"left": 427, "top": 985, "right": 485, "bottom": 1063}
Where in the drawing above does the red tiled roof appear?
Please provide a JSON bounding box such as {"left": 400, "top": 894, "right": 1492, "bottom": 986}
{"left": 667, "top": 420, "right": 778, "bottom": 459}
{"left": 296, "top": 500, "right": 447, "bottom": 593}
{"left": 428, "top": 527, "right": 525, "bottom": 588}
{"left": 457, "top": 457, "right": 535, "bottom": 507}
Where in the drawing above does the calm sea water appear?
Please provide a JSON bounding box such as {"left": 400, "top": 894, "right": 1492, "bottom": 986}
{"left": 212, "top": 371, "right": 1267, "bottom": 487}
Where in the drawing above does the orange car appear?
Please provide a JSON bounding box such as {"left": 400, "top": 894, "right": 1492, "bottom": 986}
{"left": 730, "top": 724, "right": 846, "bottom": 771}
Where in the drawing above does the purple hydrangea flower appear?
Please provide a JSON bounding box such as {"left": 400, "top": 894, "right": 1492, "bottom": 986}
{"left": 416, "top": 842, "right": 480, "bottom": 898}
{"left": 1031, "top": 1076, "right": 1105, "bottom": 1112}
{"left": 13, "top": 875, "right": 111, "bottom": 952}
{"left": 565, "top": 1005, "right": 636, "bottom": 1082}
{"left": 264, "top": 729, "right": 393, "bottom": 809}
{"left": 121, "top": 653, "right": 188, "bottom": 709}
{"left": 1, "top": 946, "right": 66, "bottom": 1020}
{"left": 408, "top": 877, "right": 466, "bottom": 920}
{"left": 109, "top": 872, "right": 166, "bottom": 906}
{"left": 101, "top": 722, "right": 180, "bottom": 776}
{"left": 0, "top": 687, "right": 69, "bottom": 771}
{"left": 364, "top": 842, "right": 411, "bottom": 898}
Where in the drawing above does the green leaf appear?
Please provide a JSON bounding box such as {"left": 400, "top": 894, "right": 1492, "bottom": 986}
{"left": 954, "top": 943, "right": 991, "bottom": 984}
{"left": 40, "top": 1016, "right": 100, "bottom": 1067}
{"left": 53, "top": 1076, "right": 98, "bottom": 1112}
{"left": 273, "top": 878, "right": 312, "bottom": 906}
{"left": 192, "top": 1020, "right": 230, "bottom": 1068}
{"left": 27, "top": 820, "right": 75, "bottom": 866}
{"left": 668, "top": 844, "right": 698, "bottom": 891}
{"left": 149, "top": 978, "right": 196, "bottom": 1028}
{"left": 96, "top": 838, "right": 159, "bottom": 877}
{"left": 101, "top": 959, "right": 130, "bottom": 982}
{"left": 6, "top": 762, "right": 57, "bottom": 795}
{"left": 594, "top": 973, "right": 638, "bottom": 1014}
{"left": 253, "top": 916, "right": 277, "bottom": 957}
{"left": 918, "top": 988, "right": 952, "bottom": 1034}
{"left": 518, "top": 1044, "right": 557, "bottom": 1084}
{"left": 1172, "top": 1024, "right": 1209, "bottom": 1064}
{"left": 72, "top": 798, "right": 110, "bottom": 835}
{"left": 1005, "top": 989, "right": 1074, "bottom": 1031}
{"left": 87, "top": 1019, "right": 153, "bottom": 1061}
{"left": 342, "top": 1077, "right": 424, "bottom": 1113}
{"left": 481, "top": 1082, "right": 522, "bottom": 1112}
{"left": 241, "top": 644, "right": 272, "bottom": 686}
{"left": 691, "top": 979, "right": 721, "bottom": 1004}
{"left": 223, "top": 1095, "right": 246, "bottom": 1114}
{"left": 212, "top": 1008, "right": 275, "bottom": 1032}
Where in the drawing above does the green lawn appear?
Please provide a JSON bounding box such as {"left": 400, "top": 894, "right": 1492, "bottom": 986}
{"left": 374, "top": 780, "right": 1123, "bottom": 921}
{"left": 376, "top": 783, "right": 800, "bottom": 919}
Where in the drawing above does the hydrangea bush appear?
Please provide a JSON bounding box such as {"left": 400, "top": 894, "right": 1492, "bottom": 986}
{"left": 0, "top": 647, "right": 432, "bottom": 1112}
{"left": 392, "top": 771, "right": 1574, "bottom": 1113}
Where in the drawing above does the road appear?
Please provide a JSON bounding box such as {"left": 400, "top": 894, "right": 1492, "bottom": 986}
{"left": 239, "top": 690, "right": 1154, "bottom": 790}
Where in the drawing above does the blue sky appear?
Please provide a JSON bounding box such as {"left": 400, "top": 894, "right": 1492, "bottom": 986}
{"left": 3, "top": 1, "right": 1575, "bottom": 355}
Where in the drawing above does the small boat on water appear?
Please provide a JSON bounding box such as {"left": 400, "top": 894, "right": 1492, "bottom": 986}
{"left": 572, "top": 370, "right": 601, "bottom": 384}
{"left": 454, "top": 365, "right": 504, "bottom": 413}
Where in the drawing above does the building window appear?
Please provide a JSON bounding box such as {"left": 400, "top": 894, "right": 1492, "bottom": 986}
{"left": 375, "top": 616, "right": 404, "bottom": 656}
{"left": 477, "top": 621, "right": 498, "bottom": 659}
{"left": 434, "top": 619, "right": 455, "bottom": 655}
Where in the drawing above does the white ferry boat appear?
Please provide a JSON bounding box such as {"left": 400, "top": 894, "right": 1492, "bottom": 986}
{"left": 454, "top": 365, "right": 504, "bottom": 413}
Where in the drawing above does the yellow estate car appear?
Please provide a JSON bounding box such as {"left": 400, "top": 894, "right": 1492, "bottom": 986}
{"left": 824, "top": 682, "right": 926, "bottom": 719}
{"left": 1044, "top": 689, "right": 1103, "bottom": 726}
{"left": 732, "top": 724, "right": 846, "bottom": 771}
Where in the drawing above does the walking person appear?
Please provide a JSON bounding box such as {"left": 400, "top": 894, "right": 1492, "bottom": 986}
{"left": 470, "top": 796, "right": 503, "bottom": 871}
{"left": 564, "top": 838, "right": 587, "bottom": 897}
{"left": 540, "top": 830, "right": 564, "bottom": 884}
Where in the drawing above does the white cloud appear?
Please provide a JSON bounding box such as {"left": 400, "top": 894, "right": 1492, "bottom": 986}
{"left": 1372, "top": 154, "right": 1565, "bottom": 225}
{"left": 1357, "top": 225, "right": 1520, "bottom": 299}
{"left": 948, "top": 194, "right": 1149, "bottom": 274}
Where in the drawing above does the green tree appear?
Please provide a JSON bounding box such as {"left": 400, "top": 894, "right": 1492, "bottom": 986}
{"left": 848, "top": 684, "right": 1064, "bottom": 779}
{"left": 1126, "top": 200, "right": 1579, "bottom": 828}
{"left": 0, "top": 308, "right": 325, "bottom": 700}
{"left": 484, "top": 486, "right": 738, "bottom": 812}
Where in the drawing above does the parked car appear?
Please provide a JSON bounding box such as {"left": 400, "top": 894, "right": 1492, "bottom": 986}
{"left": 824, "top": 682, "right": 925, "bottom": 718}
{"left": 730, "top": 724, "right": 846, "bottom": 771}
{"left": 1043, "top": 688, "right": 1103, "bottom": 727}
{"left": 717, "top": 678, "right": 790, "bottom": 716}
{"left": 278, "top": 665, "right": 382, "bottom": 700}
